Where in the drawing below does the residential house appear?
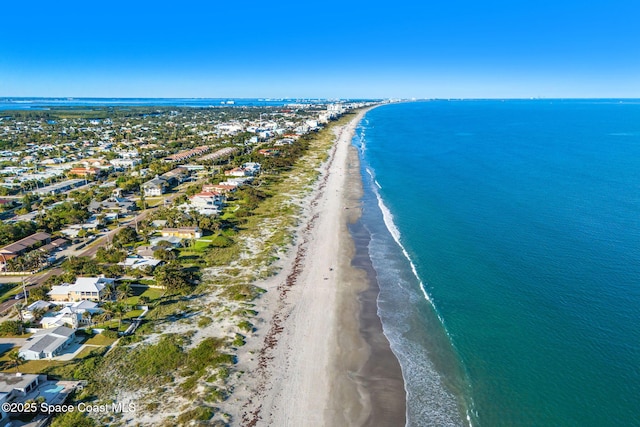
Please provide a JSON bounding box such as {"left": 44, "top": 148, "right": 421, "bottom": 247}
{"left": 199, "top": 147, "right": 237, "bottom": 162}
{"left": 40, "top": 308, "right": 80, "bottom": 329}
{"left": 219, "top": 177, "right": 252, "bottom": 188}
{"left": 161, "top": 227, "right": 202, "bottom": 240}
{"left": 78, "top": 159, "right": 111, "bottom": 169}
{"left": 48, "top": 277, "right": 114, "bottom": 302}
{"left": 150, "top": 220, "right": 168, "bottom": 228}
{"left": 180, "top": 191, "right": 223, "bottom": 216}
{"left": 142, "top": 175, "right": 169, "bottom": 196}
{"left": 67, "top": 167, "right": 101, "bottom": 178}
{"left": 136, "top": 245, "right": 159, "bottom": 258}
{"left": 88, "top": 196, "right": 136, "bottom": 215}
{"left": 18, "top": 326, "right": 75, "bottom": 360}
{"left": 0, "top": 373, "right": 47, "bottom": 423}
{"left": 189, "top": 191, "right": 223, "bottom": 209}
{"left": 40, "top": 301, "right": 101, "bottom": 329}
{"left": 119, "top": 255, "right": 162, "bottom": 271}
{"left": 224, "top": 167, "right": 252, "bottom": 177}
{"left": 21, "top": 300, "right": 54, "bottom": 323}
{"left": 242, "top": 162, "right": 261, "bottom": 175}
{"left": 274, "top": 138, "right": 295, "bottom": 146}
{"left": 203, "top": 183, "right": 236, "bottom": 194}
{"left": 149, "top": 235, "right": 182, "bottom": 247}
{"left": 0, "top": 373, "right": 46, "bottom": 397}
{"left": 161, "top": 167, "right": 190, "bottom": 185}
{"left": 110, "top": 158, "right": 141, "bottom": 169}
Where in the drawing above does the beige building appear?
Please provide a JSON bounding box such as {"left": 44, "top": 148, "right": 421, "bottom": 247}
{"left": 161, "top": 227, "right": 202, "bottom": 239}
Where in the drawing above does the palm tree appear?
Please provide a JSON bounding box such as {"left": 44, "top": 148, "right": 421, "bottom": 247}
{"left": 14, "top": 302, "right": 24, "bottom": 324}
{"left": 98, "top": 302, "right": 115, "bottom": 327}
{"left": 102, "top": 284, "right": 116, "bottom": 302}
{"left": 113, "top": 303, "right": 128, "bottom": 332}
{"left": 31, "top": 307, "right": 47, "bottom": 323}
{"left": 82, "top": 310, "right": 93, "bottom": 328}
{"left": 116, "top": 283, "right": 132, "bottom": 302}
{"left": 8, "top": 350, "right": 24, "bottom": 374}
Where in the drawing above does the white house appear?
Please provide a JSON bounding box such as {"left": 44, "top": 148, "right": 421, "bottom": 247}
{"left": 48, "top": 277, "right": 115, "bottom": 302}
{"left": 142, "top": 176, "right": 169, "bottom": 196}
{"left": 18, "top": 326, "right": 75, "bottom": 360}
{"left": 40, "top": 308, "right": 81, "bottom": 329}
{"left": 189, "top": 192, "right": 224, "bottom": 209}
{"left": 40, "top": 301, "right": 101, "bottom": 329}
{"left": 0, "top": 373, "right": 47, "bottom": 423}
{"left": 110, "top": 158, "right": 141, "bottom": 169}
{"left": 241, "top": 162, "right": 261, "bottom": 175}
{"left": 119, "top": 256, "right": 162, "bottom": 271}
{"left": 224, "top": 167, "right": 251, "bottom": 177}
{"left": 22, "top": 300, "right": 54, "bottom": 321}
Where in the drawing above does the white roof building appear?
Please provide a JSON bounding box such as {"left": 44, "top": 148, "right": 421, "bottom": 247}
{"left": 119, "top": 256, "right": 162, "bottom": 270}
{"left": 39, "top": 300, "right": 101, "bottom": 329}
{"left": 18, "top": 326, "right": 75, "bottom": 360}
{"left": 48, "top": 277, "right": 114, "bottom": 302}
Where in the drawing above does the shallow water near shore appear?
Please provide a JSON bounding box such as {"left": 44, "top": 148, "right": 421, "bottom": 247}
{"left": 356, "top": 100, "right": 640, "bottom": 426}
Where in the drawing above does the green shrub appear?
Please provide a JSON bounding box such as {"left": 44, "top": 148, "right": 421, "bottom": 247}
{"left": 198, "top": 316, "right": 213, "bottom": 328}
{"left": 101, "top": 330, "right": 118, "bottom": 339}
{"left": 179, "top": 375, "right": 198, "bottom": 392}
{"left": 210, "top": 235, "right": 233, "bottom": 248}
{"left": 134, "top": 334, "right": 185, "bottom": 379}
{"left": 232, "top": 333, "right": 245, "bottom": 347}
{"left": 237, "top": 321, "right": 254, "bottom": 333}
{"left": 176, "top": 406, "right": 214, "bottom": 424}
{"left": 204, "top": 387, "right": 228, "bottom": 403}
{"left": 51, "top": 410, "right": 96, "bottom": 427}
{"left": 0, "top": 320, "right": 23, "bottom": 336}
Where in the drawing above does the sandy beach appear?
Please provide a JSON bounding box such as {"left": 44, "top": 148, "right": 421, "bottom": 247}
{"left": 233, "top": 109, "right": 406, "bottom": 426}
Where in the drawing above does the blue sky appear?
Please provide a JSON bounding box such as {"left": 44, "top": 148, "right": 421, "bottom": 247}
{"left": 1, "top": 0, "right": 639, "bottom": 98}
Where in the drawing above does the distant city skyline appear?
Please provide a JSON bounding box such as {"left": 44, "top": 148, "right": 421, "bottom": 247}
{"left": 2, "top": 1, "right": 639, "bottom": 99}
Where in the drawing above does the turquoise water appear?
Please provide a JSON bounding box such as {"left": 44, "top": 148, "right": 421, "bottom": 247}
{"left": 43, "top": 385, "right": 64, "bottom": 395}
{"left": 356, "top": 100, "right": 640, "bottom": 426}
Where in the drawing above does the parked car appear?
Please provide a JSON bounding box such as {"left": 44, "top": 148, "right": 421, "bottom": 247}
{"left": 14, "top": 291, "right": 29, "bottom": 300}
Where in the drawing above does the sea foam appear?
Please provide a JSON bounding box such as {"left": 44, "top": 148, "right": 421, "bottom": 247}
{"left": 362, "top": 153, "right": 474, "bottom": 426}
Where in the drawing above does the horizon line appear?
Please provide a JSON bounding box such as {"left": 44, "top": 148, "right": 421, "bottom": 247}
{"left": 2, "top": 96, "right": 640, "bottom": 101}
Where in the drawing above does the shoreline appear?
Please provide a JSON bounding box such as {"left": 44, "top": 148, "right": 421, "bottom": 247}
{"left": 234, "top": 107, "right": 406, "bottom": 426}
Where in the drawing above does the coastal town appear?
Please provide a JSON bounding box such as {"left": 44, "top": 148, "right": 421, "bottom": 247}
{"left": 0, "top": 101, "right": 375, "bottom": 426}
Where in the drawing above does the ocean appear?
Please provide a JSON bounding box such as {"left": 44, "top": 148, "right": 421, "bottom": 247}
{"left": 354, "top": 100, "right": 640, "bottom": 426}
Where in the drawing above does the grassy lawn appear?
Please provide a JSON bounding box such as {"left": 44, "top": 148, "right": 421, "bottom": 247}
{"left": 146, "top": 198, "right": 165, "bottom": 208}
{"left": 123, "top": 287, "right": 164, "bottom": 306}
{"left": 193, "top": 239, "right": 213, "bottom": 251}
{"left": 124, "top": 309, "right": 144, "bottom": 319}
{"left": 85, "top": 334, "right": 117, "bottom": 346}
{"left": 141, "top": 288, "right": 164, "bottom": 300}
{"left": 74, "top": 346, "right": 100, "bottom": 359}
{"left": 0, "top": 346, "right": 18, "bottom": 363}
{"left": 5, "top": 359, "right": 66, "bottom": 374}
{"left": 0, "top": 333, "right": 32, "bottom": 339}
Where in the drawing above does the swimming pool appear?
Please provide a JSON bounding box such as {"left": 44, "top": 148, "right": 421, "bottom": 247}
{"left": 42, "top": 385, "right": 64, "bottom": 395}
